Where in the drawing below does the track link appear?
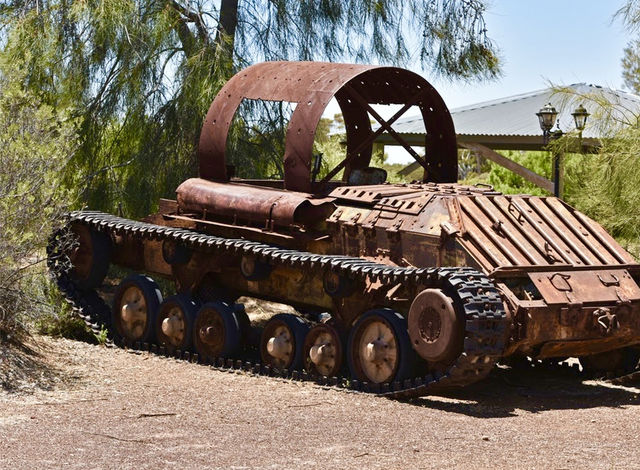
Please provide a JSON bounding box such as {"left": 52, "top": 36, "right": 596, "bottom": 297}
{"left": 47, "top": 210, "right": 508, "bottom": 399}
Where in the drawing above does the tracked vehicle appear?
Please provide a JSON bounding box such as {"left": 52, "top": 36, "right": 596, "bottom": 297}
{"left": 48, "top": 61, "right": 640, "bottom": 398}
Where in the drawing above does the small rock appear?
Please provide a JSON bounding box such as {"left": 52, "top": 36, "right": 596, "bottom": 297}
{"left": 482, "top": 436, "right": 490, "bottom": 441}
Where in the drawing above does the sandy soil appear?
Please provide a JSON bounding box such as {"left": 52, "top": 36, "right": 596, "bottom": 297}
{"left": 1, "top": 336, "right": 640, "bottom": 470}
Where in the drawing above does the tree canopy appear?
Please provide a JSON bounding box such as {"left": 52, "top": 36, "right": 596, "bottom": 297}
{"left": 0, "top": 0, "right": 501, "bottom": 214}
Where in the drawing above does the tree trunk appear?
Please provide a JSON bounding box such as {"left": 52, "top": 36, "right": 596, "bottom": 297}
{"left": 214, "top": 0, "right": 239, "bottom": 78}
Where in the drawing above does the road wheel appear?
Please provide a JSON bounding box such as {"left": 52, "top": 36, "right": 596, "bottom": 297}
{"left": 260, "top": 314, "right": 309, "bottom": 370}
{"left": 112, "top": 275, "right": 162, "bottom": 343}
{"left": 347, "top": 309, "right": 413, "bottom": 384}
{"left": 303, "top": 323, "right": 343, "bottom": 377}
{"left": 156, "top": 294, "right": 198, "bottom": 352}
{"left": 193, "top": 301, "right": 242, "bottom": 359}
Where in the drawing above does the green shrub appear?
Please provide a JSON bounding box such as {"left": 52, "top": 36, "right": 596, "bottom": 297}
{"left": 0, "top": 64, "right": 77, "bottom": 339}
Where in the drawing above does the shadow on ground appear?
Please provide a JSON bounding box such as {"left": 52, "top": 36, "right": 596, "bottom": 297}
{"left": 0, "top": 338, "right": 68, "bottom": 394}
{"left": 404, "top": 365, "right": 640, "bottom": 418}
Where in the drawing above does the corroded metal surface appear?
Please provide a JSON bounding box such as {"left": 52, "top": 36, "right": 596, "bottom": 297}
{"left": 198, "top": 61, "right": 457, "bottom": 193}
{"left": 47, "top": 61, "right": 640, "bottom": 393}
{"left": 48, "top": 214, "right": 507, "bottom": 397}
{"left": 176, "top": 178, "right": 335, "bottom": 228}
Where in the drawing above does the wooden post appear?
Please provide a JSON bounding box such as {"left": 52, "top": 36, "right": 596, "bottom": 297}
{"left": 458, "top": 141, "right": 553, "bottom": 194}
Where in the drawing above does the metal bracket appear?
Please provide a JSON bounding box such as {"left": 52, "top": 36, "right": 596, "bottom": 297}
{"left": 507, "top": 200, "right": 525, "bottom": 224}
{"left": 597, "top": 273, "right": 620, "bottom": 287}
{"left": 549, "top": 272, "right": 572, "bottom": 292}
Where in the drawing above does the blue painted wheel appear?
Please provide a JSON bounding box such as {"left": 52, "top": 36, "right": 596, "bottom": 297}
{"left": 112, "top": 274, "right": 162, "bottom": 343}
{"left": 193, "top": 301, "right": 242, "bottom": 360}
{"left": 347, "top": 309, "right": 413, "bottom": 384}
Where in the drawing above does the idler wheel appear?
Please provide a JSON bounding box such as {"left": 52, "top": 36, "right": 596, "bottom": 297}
{"left": 303, "top": 323, "right": 343, "bottom": 377}
{"left": 408, "top": 288, "right": 463, "bottom": 365}
{"left": 347, "top": 309, "right": 413, "bottom": 384}
{"left": 112, "top": 275, "right": 162, "bottom": 343}
{"left": 260, "top": 314, "right": 310, "bottom": 370}
{"left": 155, "top": 294, "right": 198, "bottom": 351}
{"left": 70, "top": 224, "right": 111, "bottom": 290}
{"left": 193, "top": 301, "right": 242, "bottom": 359}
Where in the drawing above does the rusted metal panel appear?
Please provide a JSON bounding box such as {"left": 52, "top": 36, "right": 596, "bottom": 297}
{"left": 544, "top": 198, "right": 617, "bottom": 264}
{"left": 527, "top": 198, "right": 601, "bottom": 266}
{"left": 453, "top": 194, "right": 640, "bottom": 273}
{"left": 198, "top": 61, "right": 458, "bottom": 193}
{"left": 176, "top": 178, "right": 335, "bottom": 228}
{"left": 571, "top": 206, "right": 637, "bottom": 264}
{"left": 329, "top": 184, "right": 419, "bottom": 204}
{"left": 528, "top": 269, "right": 640, "bottom": 305}
{"left": 491, "top": 196, "right": 563, "bottom": 265}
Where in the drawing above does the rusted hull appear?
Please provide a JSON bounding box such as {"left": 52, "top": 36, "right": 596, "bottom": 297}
{"left": 54, "top": 61, "right": 640, "bottom": 392}
{"left": 143, "top": 177, "right": 640, "bottom": 362}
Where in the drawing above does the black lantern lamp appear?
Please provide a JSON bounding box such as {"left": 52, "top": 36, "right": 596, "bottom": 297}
{"left": 572, "top": 104, "right": 589, "bottom": 132}
{"left": 537, "top": 103, "right": 558, "bottom": 145}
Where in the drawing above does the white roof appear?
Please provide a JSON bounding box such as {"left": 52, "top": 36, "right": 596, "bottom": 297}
{"left": 382, "top": 83, "right": 640, "bottom": 139}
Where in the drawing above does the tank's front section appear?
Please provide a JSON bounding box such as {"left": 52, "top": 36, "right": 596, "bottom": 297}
{"left": 501, "top": 268, "right": 640, "bottom": 358}
{"left": 450, "top": 192, "right": 640, "bottom": 360}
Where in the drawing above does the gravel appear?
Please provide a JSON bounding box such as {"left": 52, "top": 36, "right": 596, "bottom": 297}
{"left": 1, "top": 336, "right": 640, "bottom": 469}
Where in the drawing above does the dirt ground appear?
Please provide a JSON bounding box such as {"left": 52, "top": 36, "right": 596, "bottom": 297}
{"left": 1, "top": 337, "right": 640, "bottom": 470}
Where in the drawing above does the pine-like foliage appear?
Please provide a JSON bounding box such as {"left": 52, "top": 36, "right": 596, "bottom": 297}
{"left": 0, "top": 63, "right": 76, "bottom": 339}
{"left": 0, "top": 0, "right": 500, "bottom": 216}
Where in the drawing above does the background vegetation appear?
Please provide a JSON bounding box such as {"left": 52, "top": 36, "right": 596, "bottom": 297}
{"left": 1, "top": 0, "right": 640, "bottom": 344}
{"left": 0, "top": 62, "right": 77, "bottom": 341}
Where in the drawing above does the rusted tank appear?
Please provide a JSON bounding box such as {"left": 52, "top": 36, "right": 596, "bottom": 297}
{"left": 48, "top": 61, "right": 640, "bottom": 398}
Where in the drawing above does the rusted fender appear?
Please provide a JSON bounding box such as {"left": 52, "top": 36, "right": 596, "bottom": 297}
{"left": 197, "top": 61, "right": 457, "bottom": 193}
{"left": 176, "top": 178, "right": 336, "bottom": 228}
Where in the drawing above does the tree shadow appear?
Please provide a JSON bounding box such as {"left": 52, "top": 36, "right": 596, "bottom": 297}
{"left": 401, "top": 366, "right": 640, "bottom": 418}
{"left": 0, "top": 336, "right": 68, "bottom": 394}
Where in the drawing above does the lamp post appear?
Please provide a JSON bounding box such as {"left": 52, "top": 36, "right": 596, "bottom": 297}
{"left": 537, "top": 103, "right": 562, "bottom": 196}
{"left": 536, "top": 102, "right": 590, "bottom": 198}
{"left": 536, "top": 103, "right": 558, "bottom": 145}
{"left": 571, "top": 103, "right": 590, "bottom": 151}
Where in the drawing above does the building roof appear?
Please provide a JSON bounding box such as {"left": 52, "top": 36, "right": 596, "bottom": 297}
{"left": 374, "top": 83, "right": 640, "bottom": 150}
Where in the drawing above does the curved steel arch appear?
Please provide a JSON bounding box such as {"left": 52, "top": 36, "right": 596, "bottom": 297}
{"left": 198, "top": 61, "right": 457, "bottom": 193}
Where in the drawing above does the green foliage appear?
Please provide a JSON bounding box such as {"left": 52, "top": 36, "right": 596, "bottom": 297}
{"left": 35, "top": 301, "right": 96, "bottom": 344}
{"left": 486, "top": 150, "right": 551, "bottom": 196}
{"left": 313, "top": 134, "right": 346, "bottom": 181}
{"left": 0, "top": 0, "right": 500, "bottom": 217}
{"left": 622, "top": 39, "right": 640, "bottom": 94}
{"left": 565, "top": 129, "right": 640, "bottom": 259}
{"left": 0, "top": 63, "right": 76, "bottom": 338}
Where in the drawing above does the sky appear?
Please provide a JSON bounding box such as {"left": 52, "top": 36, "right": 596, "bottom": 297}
{"left": 432, "top": 0, "right": 631, "bottom": 109}
{"left": 328, "top": 0, "right": 633, "bottom": 163}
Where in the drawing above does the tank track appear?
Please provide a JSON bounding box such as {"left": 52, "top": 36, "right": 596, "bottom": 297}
{"left": 47, "top": 210, "right": 508, "bottom": 399}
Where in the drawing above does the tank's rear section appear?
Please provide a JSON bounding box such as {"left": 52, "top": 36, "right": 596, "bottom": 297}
{"left": 315, "top": 182, "right": 640, "bottom": 366}
{"left": 449, "top": 193, "right": 640, "bottom": 361}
